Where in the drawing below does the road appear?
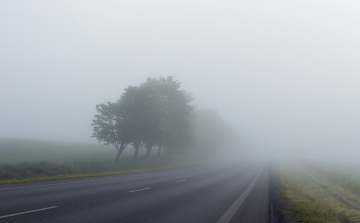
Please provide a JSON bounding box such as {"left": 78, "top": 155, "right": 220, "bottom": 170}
{"left": 0, "top": 160, "right": 269, "bottom": 223}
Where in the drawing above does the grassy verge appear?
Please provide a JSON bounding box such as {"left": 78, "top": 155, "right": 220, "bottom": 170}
{"left": 0, "top": 157, "right": 205, "bottom": 185}
{"left": 301, "top": 161, "right": 360, "bottom": 206}
{"left": 0, "top": 138, "right": 211, "bottom": 185}
{"left": 274, "top": 162, "right": 360, "bottom": 223}
{"left": 0, "top": 163, "right": 193, "bottom": 185}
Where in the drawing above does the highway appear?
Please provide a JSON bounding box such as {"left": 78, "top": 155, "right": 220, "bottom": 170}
{"left": 0, "top": 161, "right": 269, "bottom": 223}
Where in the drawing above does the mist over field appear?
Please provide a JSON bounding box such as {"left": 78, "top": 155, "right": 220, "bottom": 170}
{"left": 1, "top": 1, "right": 360, "bottom": 161}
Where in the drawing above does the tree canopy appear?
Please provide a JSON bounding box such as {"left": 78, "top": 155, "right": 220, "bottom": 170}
{"left": 92, "top": 77, "right": 196, "bottom": 161}
{"left": 192, "top": 109, "right": 235, "bottom": 158}
{"left": 91, "top": 102, "right": 130, "bottom": 162}
{"left": 92, "top": 77, "right": 236, "bottom": 162}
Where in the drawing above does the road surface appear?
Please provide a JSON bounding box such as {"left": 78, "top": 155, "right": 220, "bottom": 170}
{"left": 0, "top": 161, "right": 269, "bottom": 223}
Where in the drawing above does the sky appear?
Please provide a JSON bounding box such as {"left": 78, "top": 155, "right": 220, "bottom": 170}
{"left": 1, "top": 0, "right": 359, "bottom": 160}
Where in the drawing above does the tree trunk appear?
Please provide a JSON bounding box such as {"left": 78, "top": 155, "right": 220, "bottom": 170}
{"left": 133, "top": 147, "right": 139, "bottom": 160}
{"left": 115, "top": 149, "right": 122, "bottom": 162}
{"left": 157, "top": 146, "right": 162, "bottom": 158}
{"left": 145, "top": 148, "right": 152, "bottom": 160}
{"left": 114, "top": 143, "right": 127, "bottom": 162}
{"left": 144, "top": 142, "right": 153, "bottom": 160}
{"left": 133, "top": 141, "right": 141, "bottom": 160}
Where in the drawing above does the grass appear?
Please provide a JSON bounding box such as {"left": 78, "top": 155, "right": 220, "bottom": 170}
{"left": 0, "top": 138, "right": 204, "bottom": 185}
{"left": 309, "top": 160, "right": 360, "bottom": 182}
{"left": 303, "top": 160, "right": 360, "bottom": 199}
{"left": 0, "top": 158, "right": 201, "bottom": 185}
{"left": 274, "top": 161, "right": 360, "bottom": 223}
{"left": 300, "top": 161, "right": 360, "bottom": 206}
{"left": 0, "top": 138, "right": 139, "bottom": 164}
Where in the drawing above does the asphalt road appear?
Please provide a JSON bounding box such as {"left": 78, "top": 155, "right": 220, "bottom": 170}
{"left": 0, "top": 160, "right": 269, "bottom": 223}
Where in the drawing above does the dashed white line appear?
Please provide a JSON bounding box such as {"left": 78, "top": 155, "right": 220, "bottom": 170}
{"left": 0, "top": 206, "right": 58, "bottom": 219}
{"left": 177, "top": 180, "right": 187, "bottom": 183}
{"left": 128, "top": 187, "right": 151, "bottom": 193}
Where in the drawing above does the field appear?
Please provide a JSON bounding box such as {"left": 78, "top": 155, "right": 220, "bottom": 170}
{"left": 309, "top": 159, "right": 360, "bottom": 182}
{"left": 0, "top": 138, "right": 145, "bottom": 164}
{"left": 0, "top": 138, "right": 200, "bottom": 184}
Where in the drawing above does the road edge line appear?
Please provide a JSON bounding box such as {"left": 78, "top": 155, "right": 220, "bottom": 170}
{"left": 0, "top": 206, "right": 58, "bottom": 219}
{"left": 216, "top": 168, "right": 263, "bottom": 223}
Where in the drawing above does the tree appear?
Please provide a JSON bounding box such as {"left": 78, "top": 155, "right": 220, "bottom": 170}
{"left": 91, "top": 102, "right": 130, "bottom": 162}
{"left": 141, "top": 77, "right": 195, "bottom": 155}
{"left": 192, "top": 109, "right": 234, "bottom": 158}
{"left": 120, "top": 84, "right": 169, "bottom": 160}
{"left": 118, "top": 86, "right": 145, "bottom": 160}
{"left": 131, "top": 140, "right": 142, "bottom": 160}
{"left": 92, "top": 76, "right": 196, "bottom": 161}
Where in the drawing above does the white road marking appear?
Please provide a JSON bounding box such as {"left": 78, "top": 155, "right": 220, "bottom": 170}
{"left": 177, "top": 180, "right": 187, "bottom": 183}
{"left": 128, "top": 187, "right": 151, "bottom": 193}
{"left": 199, "top": 175, "right": 205, "bottom": 178}
{"left": 216, "top": 168, "right": 263, "bottom": 223}
{"left": 0, "top": 206, "right": 58, "bottom": 219}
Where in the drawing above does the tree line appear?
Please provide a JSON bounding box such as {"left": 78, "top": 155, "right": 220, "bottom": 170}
{"left": 92, "top": 77, "right": 233, "bottom": 162}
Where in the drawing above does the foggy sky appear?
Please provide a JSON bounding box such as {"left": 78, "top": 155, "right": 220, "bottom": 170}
{"left": 1, "top": 1, "right": 359, "bottom": 160}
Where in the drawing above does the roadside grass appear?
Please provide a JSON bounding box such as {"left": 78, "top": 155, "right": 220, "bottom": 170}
{"left": 301, "top": 161, "right": 360, "bottom": 207}
{"left": 0, "top": 156, "right": 203, "bottom": 185}
{"left": 274, "top": 162, "right": 360, "bottom": 223}
{"left": 0, "top": 138, "right": 206, "bottom": 185}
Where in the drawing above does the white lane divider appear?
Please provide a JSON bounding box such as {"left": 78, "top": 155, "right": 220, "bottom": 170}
{"left": 0, "top": 206, "right": 58, "bottom": 219}
{"left": 216, "top": 168, "right": 263, "bottom": 223}
{"left": 128, "top": 187, "right": 151, "bottom": 193}
{"left": 199, "top": 175, "right": 205, "bottom": 178}
{"left": 177, "top": 180, "right": 187, "bottom": 183}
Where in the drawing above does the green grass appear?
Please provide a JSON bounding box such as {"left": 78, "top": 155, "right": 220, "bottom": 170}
{"left": 0, "top": 158, "right": 201, "bottom": 185}
{"left": 275, "top": 161, "right": 360, "bottom": 222}
{"left": 275, "top": 163, "right": 340, "bottom": 222}
{"left": 0, "top": 138, "right": 205, "bottom": 184}
{"left": 302, "top": 160, "right": 360, "bottom": 199}
{"left": 0, "top": 138, "right": 145, "bottom": 164}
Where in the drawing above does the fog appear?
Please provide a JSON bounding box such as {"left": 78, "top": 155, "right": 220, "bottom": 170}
{"left": 1, "top": 1, "right": 359, "bottom": 161}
